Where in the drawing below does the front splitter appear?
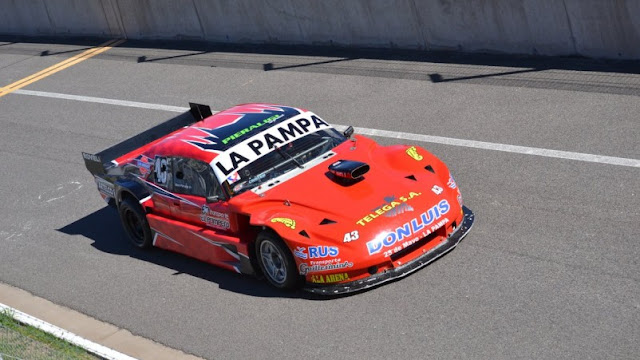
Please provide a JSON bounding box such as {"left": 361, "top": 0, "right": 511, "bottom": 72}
{"left": 304, "top": 205, "right": 475, "bottom": 296}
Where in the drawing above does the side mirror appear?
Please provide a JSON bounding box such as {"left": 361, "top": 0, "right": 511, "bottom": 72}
{"left": 343, "top": 126, "right": 354, "bottom": 138}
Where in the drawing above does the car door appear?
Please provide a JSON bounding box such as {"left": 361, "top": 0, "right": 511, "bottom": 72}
{"left": 161, "top": 157, "right": 245, "bottom": 268}
{"left": 169, "top": 157, "right": 234, "bottom": 232}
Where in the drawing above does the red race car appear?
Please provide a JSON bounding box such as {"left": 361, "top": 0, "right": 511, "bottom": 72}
{"left": 82, "top": 103, "right": 474, "bottom": 295}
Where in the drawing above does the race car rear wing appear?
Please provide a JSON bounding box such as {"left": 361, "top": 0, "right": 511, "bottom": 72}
{"left": 82, "top": 103, "right": 213, "bottom": 176}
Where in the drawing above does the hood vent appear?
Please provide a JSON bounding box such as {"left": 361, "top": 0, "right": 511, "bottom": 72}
{"left": 328, "top": 160, "right": 369, "bottom": 179}
{"left": 319, "top": 218, "right": 337, "bottom": 225}
{"left": 326, "top": 160, "right": 369, "bottom": 186}
{"left": 299, "top": 230, "right": 310, "bottom": 238}
{"left": 405, "top": 174, "right": 417, "bottom": 181}
{"left": 425, "top": 165, "right": 435, "bottom": 173}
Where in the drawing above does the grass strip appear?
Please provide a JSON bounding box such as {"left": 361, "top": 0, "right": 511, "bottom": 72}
{"left": 0, "top": 309, "right": 101, "bottom": 359}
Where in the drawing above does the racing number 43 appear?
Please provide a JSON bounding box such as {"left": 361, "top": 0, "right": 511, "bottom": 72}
{"left": 343, "top": 230, "right": 359, "bottom": 243}
{"left": 155, "top": 156, "right": 169, "bottom": 184}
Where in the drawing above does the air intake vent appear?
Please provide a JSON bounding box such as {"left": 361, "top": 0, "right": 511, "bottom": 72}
{"left": 424, "top": 165, "right": 435, "bottom": 173}
{"left": 405, "top": 175, "right": 417, "bottom": 181}
{"left": 299, "top": 230, "right": 310, "bottom": 238}
{"left": 319, "top": 218, "right": 337, "bottom": 225}
{"left": 328, "top": 160, "right": 370, "bottom": 180}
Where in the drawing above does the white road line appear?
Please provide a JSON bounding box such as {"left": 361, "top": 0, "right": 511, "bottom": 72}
{"left": 354, "top": 127, "right": 640, "bottom": 168}
{"left": 0, "top": 302, "right": 138, "bottom": 360}
{"left": 14, "top": 89, "right": 188, "bottom": 113}
{"left": 12, "top": 89, "right": 640, "bottom": 168}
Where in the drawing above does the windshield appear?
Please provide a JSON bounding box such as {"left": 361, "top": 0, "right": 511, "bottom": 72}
{"left": 227, "top": 128, "right": 346, "bottom": 195}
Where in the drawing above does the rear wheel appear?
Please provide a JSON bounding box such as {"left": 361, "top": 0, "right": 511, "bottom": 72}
{"left": 256, "top": 231, "right": 299, "bottom": 289}
{"left": 118, "top": 197, "right": 152, "bottom": 249}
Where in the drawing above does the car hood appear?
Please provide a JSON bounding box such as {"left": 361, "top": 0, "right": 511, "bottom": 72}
{"left": 235, "top": 140, "right": 462, "bottom": 254}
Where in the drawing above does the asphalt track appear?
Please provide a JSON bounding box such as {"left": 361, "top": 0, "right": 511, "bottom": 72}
{"left": 0, "top": 38, "right": 638, "bottom": 360}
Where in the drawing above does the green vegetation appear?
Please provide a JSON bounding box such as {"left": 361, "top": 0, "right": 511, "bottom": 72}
{"left": 0, "top": 309, "right": 101, "bottom": 360}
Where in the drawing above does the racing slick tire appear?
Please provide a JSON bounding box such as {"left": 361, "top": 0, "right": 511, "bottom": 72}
{"left": 118, "top": 197, "right": 153, "bottom": 249}
{"left": 256, "top": 231, "right": 299, "bottom": 290}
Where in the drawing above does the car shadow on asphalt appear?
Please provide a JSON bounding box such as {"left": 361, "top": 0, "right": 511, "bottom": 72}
{"left": 57, "top": 207, "right": 340, "bottom": 300}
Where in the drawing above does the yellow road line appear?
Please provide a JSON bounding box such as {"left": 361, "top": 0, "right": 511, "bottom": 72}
{"left": 5, "top": 39, "right": 119, "bottom": 86}
{"left": 0, "top": 38, "right": 125, "bottom": 98}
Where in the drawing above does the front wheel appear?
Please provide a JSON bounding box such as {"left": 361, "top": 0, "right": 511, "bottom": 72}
{"left": 255, "top": 231, "right": 299, "bottom": 289}
{"left": 118, "top": 197, "right": 153, "bottom": 249}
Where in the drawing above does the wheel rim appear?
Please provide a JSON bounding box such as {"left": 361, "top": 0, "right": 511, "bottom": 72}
{"left": 124, "top": 208, "right": 144, "bottom": 244}
{"left": 260, "top": 240, "right": 287, "bottom": 285}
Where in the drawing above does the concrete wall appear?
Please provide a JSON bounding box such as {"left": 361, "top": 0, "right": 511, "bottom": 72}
{"left": 0, "top": 0, "right": 638, "bottom": 59}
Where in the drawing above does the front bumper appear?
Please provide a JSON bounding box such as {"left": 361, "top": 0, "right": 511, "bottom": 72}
{"left": 303, "top": 205, "right": 475, "bottom": 295}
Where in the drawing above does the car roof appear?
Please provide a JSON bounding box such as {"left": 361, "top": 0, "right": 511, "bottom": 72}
{"left": 146, "top": 103, "right": 306, "bottom": 164}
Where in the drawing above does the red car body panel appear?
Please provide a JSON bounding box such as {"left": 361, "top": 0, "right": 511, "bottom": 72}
{"left": 83, "top": 103, "right": 474, "bottom": 294}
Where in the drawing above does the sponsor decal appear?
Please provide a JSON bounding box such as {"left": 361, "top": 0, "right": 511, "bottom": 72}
{"left": 310, "top": 273, "right": 350, "bottom": 284}
{"left": 431, "top": 185, "right": 443, "bottom": 195}
{"left": 271, "top": 217, "right": 296, "bottom": 229}
{"left": 343, "top": 230, "right": 359, "bottom": 243}
{"left": 83, "top": 152, "right": 100, "bottom": 162}
{"left": 294, "top": 246, "right": 308, "bottom": 259}
{"left": 95, "top": 177, "right": 115, "bottom": 198}
{"left": 221, "top": 114, "right": 282, "bottom": 145}
{"left": 200, "top": 205, "right": 230, "bottom": 230}
{"left": 309, "top": 258, "right": 340, "bottom": 265}
{"left": 366, "top": 200, "right": 450, "bottom": 255}
{"left": 227, "top": 171, "right": 241, "bottom": 184}
{"left": 134, "top": 155, "right": 153, "bottom": 176}
{"left": 447, "top": 175, "right": 457, "bottom": 189}
{"left": 183, "top": 105, "right": 300, "bottom": 153}
{"left": 174, "top": 182, "right": 192, "bottom": 191}
{"left": 356, "top": 192, "right": 421, "bottom": 226}
{"left": 247, "top": 173, "right": 266, "bottom": 185}
{"left": 405, "top": 146, "right": 423, "bottom": 161}
{"left": 381, "top": 218, "right": 448, "bottom": 258}
{"left": 233, "top": 183, "right": 244, "bottom": 193}
{"left": 299, "top": 261, "right": 353, "bottom": 275}
{"left": 136, "top": 158, "right": 152, "bottom": 168}
{"left": 211, "top": 114, "right": 331, "bottom": 182}
{"left": 293, "top": 246, "right": 339, "bottom": 259}
{"left": 308, "top": 246, "right": 338, "bottom": 258}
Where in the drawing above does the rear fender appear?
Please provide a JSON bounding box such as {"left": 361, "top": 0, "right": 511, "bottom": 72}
{"left": 114, "top": 178, "right": 151, "bottom": 207}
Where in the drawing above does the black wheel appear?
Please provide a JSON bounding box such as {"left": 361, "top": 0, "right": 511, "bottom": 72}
{"left": 255, "top": 231, "right": 299, "bottom": 289}
{"left": 118, "top": 197, "right": 153, "bottom": 249}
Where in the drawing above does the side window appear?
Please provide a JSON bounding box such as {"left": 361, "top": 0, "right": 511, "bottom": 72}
{"left": 172, "top": 157, "right": 224, "bottom": 199}
{"left": 153, "top": 156, "right": 172, "bottom": 189}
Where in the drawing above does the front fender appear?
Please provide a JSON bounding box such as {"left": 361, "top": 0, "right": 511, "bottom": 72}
{"left": 249, "top": 209, "right": 344, "bottom": 270}
{"left": 372, "top": 144, "right": 451, "bottom": 184}
{"left": 249, "top": 208, "right": 312, "bottom": 242}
